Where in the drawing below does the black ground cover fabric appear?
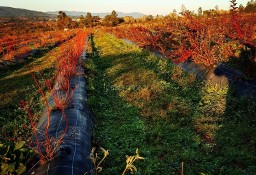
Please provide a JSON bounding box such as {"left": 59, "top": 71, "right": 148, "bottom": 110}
{"left": 29, "top": 53, "right": 93, "bottom": 174}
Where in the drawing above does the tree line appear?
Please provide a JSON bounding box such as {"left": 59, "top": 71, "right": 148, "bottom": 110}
{"left": 57, "top": 10, "right": 124, "bottom": 29}
{"left": 57, "top": 1, "right": 256, "bottom": 30}
{"left": 238, "top": 0, "right": 256, "bottom": 13}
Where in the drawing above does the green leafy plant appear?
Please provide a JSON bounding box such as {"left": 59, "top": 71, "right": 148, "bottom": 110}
{"left": 0, "top": 141, "right": 34, "bottom": 175}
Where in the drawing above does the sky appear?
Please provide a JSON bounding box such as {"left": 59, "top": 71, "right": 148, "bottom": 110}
{"left": 0, "top": 0, "right": 250, "bottom": 15}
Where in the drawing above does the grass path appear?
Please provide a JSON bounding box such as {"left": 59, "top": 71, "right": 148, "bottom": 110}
{"left": 85, "top": 32, "right": 256, "bottom": 175}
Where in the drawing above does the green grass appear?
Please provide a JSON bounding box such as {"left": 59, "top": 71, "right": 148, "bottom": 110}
{"left": 85, "top": 32, "right": 256, "bottom": 175}
{"left": 0, "top": 47, "right": 57, "bottom": 136}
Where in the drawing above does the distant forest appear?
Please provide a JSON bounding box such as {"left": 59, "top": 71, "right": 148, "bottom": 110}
{"left": 238, "top": 0, "right": 256, "bottom": 12}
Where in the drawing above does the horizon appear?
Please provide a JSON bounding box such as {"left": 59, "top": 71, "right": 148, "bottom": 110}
{"left": 0, "top": 0, "right": 250, "bottom": 15}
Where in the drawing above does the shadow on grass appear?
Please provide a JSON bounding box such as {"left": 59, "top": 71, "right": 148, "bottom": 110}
{"left": 0, "top": 46, "right": 56, "bottom": 79}
{"left": 212, "top": 57, "right": 256, "bottom": 174}
{"left": 87, "top": 34, "right": 206, "bottom": 174}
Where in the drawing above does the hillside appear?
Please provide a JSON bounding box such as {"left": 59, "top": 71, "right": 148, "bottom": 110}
{"left": 0, "top": 6, "right": 53, "bottom": 18}
{"left": 0, "top": 7, "right": 144, "bottom": 19}
{"left": 46, "top": 11, "right": 145, "bottom": 18}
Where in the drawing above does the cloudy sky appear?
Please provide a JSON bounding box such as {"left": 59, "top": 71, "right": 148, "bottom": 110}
{"left": 0, "top": 0, "right": 249, "bottom": 15}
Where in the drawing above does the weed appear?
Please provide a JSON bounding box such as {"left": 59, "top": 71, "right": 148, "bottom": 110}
{"left": 122, "top": 149, "right": 144, "bottom": 175}
{"left": 88, "top": 147, "right": 109, "bottom": 175}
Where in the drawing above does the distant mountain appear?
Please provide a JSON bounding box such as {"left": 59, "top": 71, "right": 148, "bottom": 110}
{"left": 0, "top": 6, "right": 53, "bottom": 18}
{"left": 46, "top": 11, "right": 145, "bottom": 18}
{"left": 0, "top": 6, "right": 144, "bottom": 19}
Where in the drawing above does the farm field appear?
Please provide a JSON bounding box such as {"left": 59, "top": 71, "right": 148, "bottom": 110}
{"left": 0, "top": 0, "right": 256, "bottom": 174}
{"left": 85, "top": 32, "right": 256, "bottom": 174}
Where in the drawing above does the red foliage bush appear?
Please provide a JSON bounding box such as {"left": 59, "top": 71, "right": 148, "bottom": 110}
{"left": 20, "top": 30, "right": 90, "bottom": 164}
{"left": 108, "top": 11, "right": 256, "bottom": 77}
